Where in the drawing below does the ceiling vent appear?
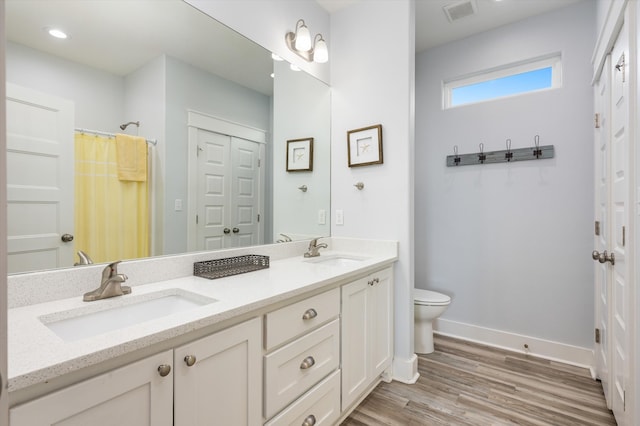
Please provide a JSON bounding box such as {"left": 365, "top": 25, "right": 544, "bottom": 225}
{"left": 443, "top": 0, "right": 478, "bottom": 23}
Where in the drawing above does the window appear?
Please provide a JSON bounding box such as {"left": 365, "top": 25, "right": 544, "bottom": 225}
{"left": 443, "top": 54, "right": 562, "bottom": 108}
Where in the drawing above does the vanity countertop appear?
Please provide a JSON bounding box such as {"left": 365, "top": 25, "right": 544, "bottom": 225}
{"left": 8, "top": 246, "right": 397, "bottom": 393}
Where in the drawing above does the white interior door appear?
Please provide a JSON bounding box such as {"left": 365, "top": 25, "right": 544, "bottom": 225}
{"left": 6, "top": 83, "right": 74, "bottom": 273}
{"left": 594, "top": 54, "right": 612, "bottom": 406}
{"left": 230, "top": 136, "right": 261, "bottom": 247}
{"left": 609, "top": 20, "right": 631, "bottom": 422}
{"left": 196, "top": 129, "right": 230, "bottom": 250}
{"left": 195, "top": 130, "right": 262, "bottom": 250}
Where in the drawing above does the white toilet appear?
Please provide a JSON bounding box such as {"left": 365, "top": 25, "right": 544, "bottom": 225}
{"left": 414, "top": 288, "right": 451, "bottom": 354}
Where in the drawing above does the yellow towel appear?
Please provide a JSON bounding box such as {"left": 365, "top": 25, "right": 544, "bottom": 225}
{"left": 115, "top": 133, "right": 147, "bottom": 181}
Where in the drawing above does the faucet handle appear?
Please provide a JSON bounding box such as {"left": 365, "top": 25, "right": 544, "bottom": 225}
{"left": 102, "top": 260, "right": 122, "bottom": 281}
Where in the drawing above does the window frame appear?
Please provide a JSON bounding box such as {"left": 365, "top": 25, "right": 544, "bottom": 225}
{"left": 443, "top": 53, "right": 563, "bottom": 109}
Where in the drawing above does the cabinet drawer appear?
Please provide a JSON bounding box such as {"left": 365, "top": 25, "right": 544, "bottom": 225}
{"left": 264, "top": 320, "right": 340, "bottom": 419}
{"left": 265, "top": 370, "right": 340, "bottom": 426}
{"left": 265, "top": 288, "right": 339, "bottom": 350}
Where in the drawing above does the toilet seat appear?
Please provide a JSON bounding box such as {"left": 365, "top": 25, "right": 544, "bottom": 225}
{"left": 414, "top": 288, "right": 450, "bottom": 306}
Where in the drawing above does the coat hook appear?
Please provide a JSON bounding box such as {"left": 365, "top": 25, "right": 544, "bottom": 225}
{"left": 478, "top": 143, "right": 486, "bottom": 164}
{"left": 298, "top": 185, "right": 308, "bottom": 192}
{"left": 505, "top": 139, "right": 513, "bottom": 162}
{"left": 533, "top": 135, "right": 542, "bottom": 158}
{"left": 453, "top": 145, "right": 460, "bottom": 166}
{"left": 354, "top": 182, "right": 364, "bottom": 190}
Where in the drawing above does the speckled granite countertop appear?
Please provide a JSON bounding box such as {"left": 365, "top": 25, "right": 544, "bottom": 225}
{"left": 8, "top": 242, "right": 397, "bottom": 393}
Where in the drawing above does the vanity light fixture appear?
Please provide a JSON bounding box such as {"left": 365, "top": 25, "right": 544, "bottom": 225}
{"left": 285, "top": 19, "right": 328, "bottom": 63}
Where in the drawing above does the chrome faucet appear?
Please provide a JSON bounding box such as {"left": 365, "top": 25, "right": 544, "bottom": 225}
{"left": 83, "top": 261, "right": 131, "bottom": 302}
{"left": 304, "top": 237, "right": 328, "bottom": 258}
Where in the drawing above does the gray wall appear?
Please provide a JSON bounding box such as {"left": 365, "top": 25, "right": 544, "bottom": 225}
{"left": 415, "top": 1, "right": 596, "bottom": 348}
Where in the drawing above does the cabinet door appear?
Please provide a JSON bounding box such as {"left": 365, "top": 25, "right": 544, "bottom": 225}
{"left": 174, "top": 317, "right": 262, "bottom": 426}
{"left": 341, "top": 277, "right": 370, "bottom": 410}
{"left": 10, "top": 351, "right": 173, "bottom": 426}
{"left": 370, "top": 268, "right": 393, "bottom": 377}
{"left": 341, "top": 267, "right": 394, "bottom": 411}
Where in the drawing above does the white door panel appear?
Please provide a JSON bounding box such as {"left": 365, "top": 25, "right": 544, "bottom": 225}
{"left": 6, "top": 84, "right": 74, "bottom": 273}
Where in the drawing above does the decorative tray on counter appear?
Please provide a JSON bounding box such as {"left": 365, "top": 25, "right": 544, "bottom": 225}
{"left": 193, "top": 255, "right": 270, "bottom": 280}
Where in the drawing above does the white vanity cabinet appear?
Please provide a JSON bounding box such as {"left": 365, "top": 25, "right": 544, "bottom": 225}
{"left": 10, "top": 350, "right": 174, "bottom": 426}
{"left": 341, "top": 267, "right": 394, "bottom": 411}
{"left": 174, "top": 317, "right": 262, "bottom": 426}
{"left": 263, "top": 288, "right": 341, "bottom": 425}
{"left": 10, "top": 317, "right": 262, "bottom": 426}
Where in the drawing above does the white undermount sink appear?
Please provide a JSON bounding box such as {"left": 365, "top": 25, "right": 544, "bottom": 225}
{"left": 40, "top": 289, "right": 217, "bottom": 342}
{"left": 304, "top": 254, "right": 368, "bottom": 267}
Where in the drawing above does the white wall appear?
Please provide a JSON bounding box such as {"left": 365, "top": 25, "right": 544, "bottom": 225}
{"left": 184, "top": 0, "right": 330, "bottom": 84}
{"left": 330, "top": 0, "right": 416, "bottom": 382}
{"left": 415, "top": 2, "right": 596, "bottom": 348}
{"left": 6, "top": 42, "right": 125, "bottom": 130}
{"left": 272, "top": 60, "right": 331, "bottom": 240}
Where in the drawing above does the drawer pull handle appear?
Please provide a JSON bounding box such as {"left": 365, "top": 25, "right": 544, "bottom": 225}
{"left": 184, "top": 355, "right": 197, "bottom": 367}
{"left": 302, "top": 308, "right": 318, "bottom": 320}
{"left": 300, "top": 356, "right": 315, "bottom": 370}
{"left": 302, "top": 414, "right": 317, "bottom": 426}
{"left": 157, "top": 364, "right": 171, "bottom": 377}
{"left": 368, "top": 277, "right": 380, "bottom": 286}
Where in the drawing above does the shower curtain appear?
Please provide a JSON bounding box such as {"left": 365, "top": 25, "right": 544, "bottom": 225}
{"left": 74, "top": 132, "right": 150, "bottom": 263}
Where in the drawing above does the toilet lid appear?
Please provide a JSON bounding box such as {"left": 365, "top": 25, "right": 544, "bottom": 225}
{"left": 414, "top": 288, "right": 451, "bottom": 306}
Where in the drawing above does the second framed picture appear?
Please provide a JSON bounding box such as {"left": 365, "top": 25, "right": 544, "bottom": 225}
{"left": 286, "top": 137, "right": 314, "bottom": 172}
{"left": 347, "top": 124, "right": 383, "bottom": 167}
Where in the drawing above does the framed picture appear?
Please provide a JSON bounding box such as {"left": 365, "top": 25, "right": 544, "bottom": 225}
{"left": 286, "top": 138, "right": 314, "bottom": 172}
{"left": 347, "top": 124, "right": 383, "bottom": 167}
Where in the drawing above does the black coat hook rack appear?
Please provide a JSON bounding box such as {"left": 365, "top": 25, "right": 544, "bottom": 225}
{"left": 446, "top": 136, "right": 554, "bottom": 167}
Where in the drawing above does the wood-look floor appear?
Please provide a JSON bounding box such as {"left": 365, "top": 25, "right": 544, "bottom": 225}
{"left": 342, "top": 335, "right": 616, "bottom": 426}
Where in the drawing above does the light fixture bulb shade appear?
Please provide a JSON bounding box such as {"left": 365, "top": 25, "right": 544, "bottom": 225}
{"left": 314, "top": 38, "right": 328, "bottom": 63}
{"left": 295, "top": 24, "right": 312, "bottom": 51}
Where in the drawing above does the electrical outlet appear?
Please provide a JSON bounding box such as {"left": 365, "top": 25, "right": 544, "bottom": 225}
{"left": 336, "top": 209, "right": 344, "bottom": 225}
{"left": 318, "top": 209, "right": 326, "bottom": 225}
{"left": 174, "top": 199, "right": 183, "bottom": 211}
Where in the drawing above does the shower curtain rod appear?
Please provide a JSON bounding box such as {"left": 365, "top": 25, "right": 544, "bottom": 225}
{"left": 74, "top": 127, "right": 158, "bottom": 146}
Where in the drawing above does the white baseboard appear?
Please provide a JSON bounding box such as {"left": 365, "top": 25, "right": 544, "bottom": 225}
{"left": 392, "top": 354, "right": 419, "bottom": 384}
{"left": 434, "top": 318, "right": 595, "bottom": 370}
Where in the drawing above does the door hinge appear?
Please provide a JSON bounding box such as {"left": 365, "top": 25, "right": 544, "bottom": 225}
{"left": 257, "top": 214, "right": 260, "bottom": 223}
{"left": 196, "top": 214, "right": 199, "bottom": 224}
{"left": 595, "top": 328, "right": 601, "bottom": 344}
{"left": 595, "top": 113, "right": 600, "bottom": 129}
{"left": 258, "top": 158, "right": 261, "bottom": 167}
{"left": 622, "top": 226, "right": 625, "bottom": 246}
{"left": 595, "top": 221, "right": 600, "bottom": 236}
{"left": 624, "top": 390, "right": 626, "bottom": 411}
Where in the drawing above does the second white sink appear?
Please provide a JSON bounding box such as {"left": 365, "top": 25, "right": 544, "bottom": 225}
{"left": 41, "top": 289, "right": 217, "bottom": 342}
{"left": 304, "top": 255, "right": 368, "bottom": 268}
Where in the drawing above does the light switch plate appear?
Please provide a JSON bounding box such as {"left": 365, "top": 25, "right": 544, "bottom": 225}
{"left": 174, "top": 199, "right": 183, "bottom": 211}
{"left": 318, "top": 209, "right": 326, "bottom": 225}
{"left": 336, "top": 209, "right": 344, "bottom": 225}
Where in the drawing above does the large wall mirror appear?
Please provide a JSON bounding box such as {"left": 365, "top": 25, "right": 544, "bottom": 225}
{"left": 5, "top": 0, "right": 331, "bottom": 274}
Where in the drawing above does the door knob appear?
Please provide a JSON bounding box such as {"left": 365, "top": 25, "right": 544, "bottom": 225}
{"left": 61, "top": 233, "right": 74, "bottom": 242}
{"left": 232, "top": 227, "right": 240, "bottom": 233}
{"left": 592, "top": 250, "right": 615, "bottom": 265}
{"left": 223, "top": 228, "right": 231, "bottom": 234}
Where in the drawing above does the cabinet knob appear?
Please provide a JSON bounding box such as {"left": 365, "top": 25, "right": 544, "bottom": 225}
{"left": 299, "top": 356, "right": 315, "bottom": 370}
{"left": 184, "top": 355, "right": 197, "bottom": 367}
{"left": 302, "top": 308, "right": 318, "bottom": 320}
{"left": 302, "top": 414, "right": 317, "bottom": 426}
{"left": 232, "top": 227, "right": 240, "bottom": 233}
{"left": 157, "top": 364, "right": 171, "bottom": 377}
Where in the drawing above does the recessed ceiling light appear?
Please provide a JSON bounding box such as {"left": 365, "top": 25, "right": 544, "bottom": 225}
{"left": 271, "top": 53, "right": 283, "bottom": 61}
{"left": 270, "top": 72, "right": 275, "bottom": 78}
{"left": 45, "top": 27, "right": 69, "bottom": 39}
